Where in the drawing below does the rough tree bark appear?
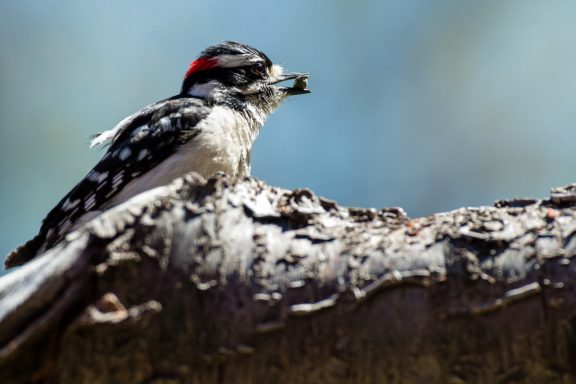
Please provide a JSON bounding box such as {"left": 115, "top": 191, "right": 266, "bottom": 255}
{"left": 1, "top": 173, "right": 576, "bottom": 383}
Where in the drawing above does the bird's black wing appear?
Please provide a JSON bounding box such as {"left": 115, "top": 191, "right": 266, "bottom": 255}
{"left": 5, "top": 97, "right": 210, "bottom": 268}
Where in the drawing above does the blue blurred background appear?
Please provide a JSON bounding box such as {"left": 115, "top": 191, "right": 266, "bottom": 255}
{"left": 2, "top": 0, "right": 576, "bottom": 263}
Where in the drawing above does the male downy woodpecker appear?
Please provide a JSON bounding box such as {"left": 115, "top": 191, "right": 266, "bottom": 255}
{"left": 5, "top": 41, "right": 310, "bottom": 268}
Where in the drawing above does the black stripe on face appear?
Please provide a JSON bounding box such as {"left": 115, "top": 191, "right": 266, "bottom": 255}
{"left": 181, "top": 65, "right": 268, "bottom": 95}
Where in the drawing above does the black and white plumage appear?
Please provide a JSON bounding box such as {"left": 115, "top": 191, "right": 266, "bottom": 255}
{"left": 6, "top": 41, "right": 309, "bottom": 268}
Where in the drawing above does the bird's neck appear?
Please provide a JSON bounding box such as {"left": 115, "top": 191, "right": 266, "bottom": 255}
{"left": 184, "top": 81, "right": 269, "bottom": 133}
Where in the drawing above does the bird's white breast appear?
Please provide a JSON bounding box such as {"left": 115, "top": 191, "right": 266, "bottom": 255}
{"left": 102, "top": 105, "right": 262, "bottom": 209}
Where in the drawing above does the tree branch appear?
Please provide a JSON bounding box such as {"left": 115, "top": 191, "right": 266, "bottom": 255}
{"left": 2, "top": 173, "right": 576, "bottom": 383}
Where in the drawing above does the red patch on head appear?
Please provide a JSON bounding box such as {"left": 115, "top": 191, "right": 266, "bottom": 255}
{"left": 184, "top": 57, "right": 218, "bottom": 79}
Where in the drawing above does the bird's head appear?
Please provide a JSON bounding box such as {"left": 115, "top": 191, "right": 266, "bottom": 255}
{"left": 180, "top": 41, "right": 309, "bottom": 113}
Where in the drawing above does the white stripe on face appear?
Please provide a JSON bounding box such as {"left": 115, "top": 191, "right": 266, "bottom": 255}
{"left": 187, "top": 80, "right": 223, "bottom": 98}
{"left": 216, "top": 54, "right": 261, "bottom": 68}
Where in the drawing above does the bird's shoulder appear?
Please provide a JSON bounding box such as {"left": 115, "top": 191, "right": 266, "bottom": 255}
{"left": 91, "top": 96, "right": 212, "bottom": 150}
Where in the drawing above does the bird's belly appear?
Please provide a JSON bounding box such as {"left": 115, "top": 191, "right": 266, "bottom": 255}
{"left": 103, "top": 134, "right": 249, "bottom": 209}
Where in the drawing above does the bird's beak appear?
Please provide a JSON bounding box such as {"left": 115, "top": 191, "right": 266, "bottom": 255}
{"left": 271, "top": 72, "right": 311, "bottom": 96}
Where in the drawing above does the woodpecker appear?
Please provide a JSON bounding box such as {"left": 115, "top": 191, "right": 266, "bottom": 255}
{"left": 5, "top": 41, "right": 310, "bottom": 268}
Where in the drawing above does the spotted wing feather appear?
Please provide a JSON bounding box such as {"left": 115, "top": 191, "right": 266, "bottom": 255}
{"left": 5, "top": 97, "right": 210, "bottom": 268}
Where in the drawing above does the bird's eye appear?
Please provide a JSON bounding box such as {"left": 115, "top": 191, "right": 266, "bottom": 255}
{"left": 250, "top": 62, "right": 266, "bottom": 77}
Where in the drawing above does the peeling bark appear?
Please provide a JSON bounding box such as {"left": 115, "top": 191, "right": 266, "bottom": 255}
{"left": 1, "top": 173, "right": 576, "bottom": 383}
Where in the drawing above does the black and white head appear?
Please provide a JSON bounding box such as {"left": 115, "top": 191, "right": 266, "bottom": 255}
{"left": 180, "top": 41, "right": 309, "bottom": 112}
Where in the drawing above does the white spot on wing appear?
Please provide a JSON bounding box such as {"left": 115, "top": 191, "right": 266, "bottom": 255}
{"left": 58, "top": 219, "right": 73, "bottom": 234}
{"left": 97, "top": 172, "right": 108, "bottom": 184}
{"left": 62, "top": 198, "right": 80, "bottom": 211}
{"left": 112, "top": 171, "right": 124, "bottom": 190}
{"left": 88, "top": 171, "right": 100, "bottom": 181}
{"left": 137, "top": 149, "right": 149, "bottom": 161}
{"left": 95, "top": 171, "right": 109, "bottom": 189}
{"left": 88, "top": 171, "right": 109, "bottom": 184}
{"left": 119, "top": 147, "right": 132, "bottom": 161}
{"left": 84, "top": 193, "right": 97, "bottom": 211}
{"left": 159, "top": 116, "right": 172, "bottom": 131}
{"left": 131, "top": 125, "right": 150, "bottom": 141}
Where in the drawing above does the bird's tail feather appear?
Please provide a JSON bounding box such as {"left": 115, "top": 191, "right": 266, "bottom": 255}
{"left": 4, "top": 234, "right": 44, "bottom": 269}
